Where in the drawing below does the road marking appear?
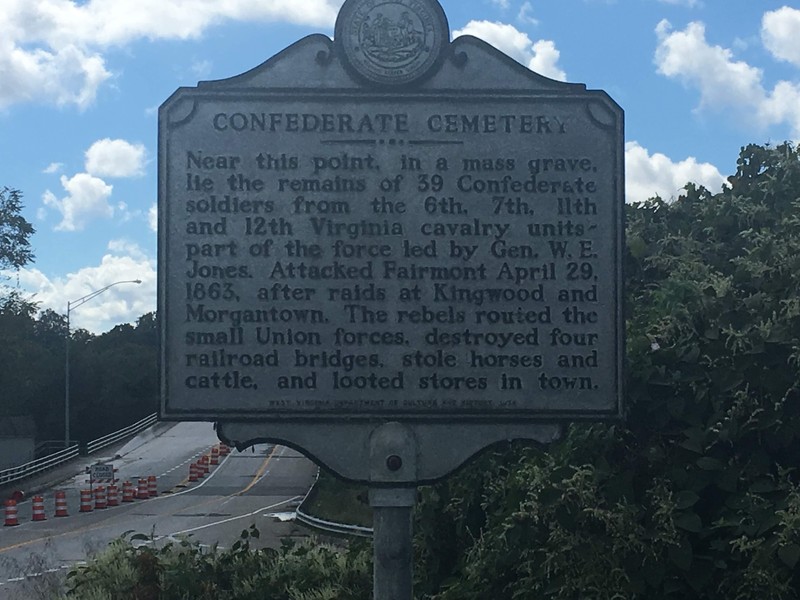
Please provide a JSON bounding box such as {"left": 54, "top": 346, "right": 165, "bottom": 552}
{"left": 162, "top": 497, "right": 302, "bottom": 539}
{"left": 0, "top": 451, "right": 234, "bottom": 553}
{"left": 237, "top": 445, "right": 284, "bottom": 496}
{"left": 0, "top": 445, "right": 288, "bottom": 556}
{"left": 1, "top": 563, "right": 85, "bottom": 588}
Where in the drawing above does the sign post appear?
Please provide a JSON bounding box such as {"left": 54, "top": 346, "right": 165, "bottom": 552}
{"left": 159, "top": 0, "right": 624, "bottom": 596}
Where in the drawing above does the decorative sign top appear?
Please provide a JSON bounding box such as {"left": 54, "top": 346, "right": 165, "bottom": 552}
{"left": 335, "top": 0, "right": 450, "bottom": 86}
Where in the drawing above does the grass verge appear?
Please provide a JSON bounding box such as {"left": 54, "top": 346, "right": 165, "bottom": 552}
{"left": 301, "top": 470, "right": 372, "bottom": 528}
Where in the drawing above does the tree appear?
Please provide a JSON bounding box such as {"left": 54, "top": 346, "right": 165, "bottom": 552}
{"left": 0, "top": 186, "right": 35, "bottom": 275}
{"left": 412, "top": 143, "right": 800, "bottom": 599}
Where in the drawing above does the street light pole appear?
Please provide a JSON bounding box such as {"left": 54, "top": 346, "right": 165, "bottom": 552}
{"left": 65, "top": 279, "right": 142, "bottom": 448}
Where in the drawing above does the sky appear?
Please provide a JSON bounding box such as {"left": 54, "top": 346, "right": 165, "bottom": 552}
{"left": 1, "top": 0, "right": 799, "bottom": 333}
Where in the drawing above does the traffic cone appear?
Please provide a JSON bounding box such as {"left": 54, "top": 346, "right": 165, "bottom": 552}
{"left": 31, "top": 496, "right": 47, "bottom": 521}
{"left": 54, "top": 491, "right": 69, "bottom": 517}
{"left": 189, "top": 463, "right": 198, "bottom": 482}
{"left": 4, "top": 500, "right": 19, "bottom": 526}
{"left": 148, "top": 475, "right": 158, "bottom": 497}
{"left": 122, "top": 481, "right": 135, "bottom": 503}
{"left": 107, "top": 485, "right": 119, "bottom": 507}
{"left": 137, "top": 477, "right": 149, "bottom": 499}
{"left": 79, "top": 489, "right": 93, "bottom": 512}
{"left": 94, "top": 486, "right": 107, "bottom": 509}
{"left": 210, "top": 446, "right": 220, "bottom": 465}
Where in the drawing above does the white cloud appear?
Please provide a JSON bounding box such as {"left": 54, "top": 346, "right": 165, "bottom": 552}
{"left": 655, "top": 19, "right": 800, "bottom": 137}
{"left": 191, "top": 59, "right": 213, "bottom": 79}
{"left": 85, "top": 138, "right": 146, "bottom": 178}
{"left": 40, "top": 138, "right": 149, "bottom": 230}
{"left": 762, "top": 7, "right": 800, "bottom": 67}
{"left": 107, "top": 238, "right": 148, "bottom": 260}
{"left": 0, "top": 38, "right": 112, "bottom": 110}
{"left": 528, "top": 40, "right": 565, "bottom": 81}
{"left": 148, "top": 204, "right": 158, "bottom": 232}
{"left": 0, "top": 0, "right": 340, "bottom": 110}
{"left": 490, "top": 0, "right": 510, "bottom": 8}
{"left": 43, "top": 162, "right": 63, "bottom": 174}
{"left": 10, "top": 245, "right": 155, "bottom": 334}
{"left": 625, "top": 141, "right": 725, "bottom": 203}
{"left": 655, "top": 20, "right": 763, "bottom": 109}
{"left": 453, "top": 20, "right": 566, "bottom": 81}
{"left": 42, "top": 172, "right": 113, "bottom": 231}
{"left": 518, "top": 2, "right": 539, "bottom": 26}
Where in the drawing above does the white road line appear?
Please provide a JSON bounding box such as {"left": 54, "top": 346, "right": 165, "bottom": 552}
{"left": 145, "top": 452, "right": 233, "bottom": 501}
{"left": 2, "top": 562, "right": 87, "bottom": 586}
{"left": 164, "top": 496, "right": 302, "bottom": 539}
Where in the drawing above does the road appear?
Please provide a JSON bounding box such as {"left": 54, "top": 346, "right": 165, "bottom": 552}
{"left": 0, "top": 421, "right": 318, "bottom": 599}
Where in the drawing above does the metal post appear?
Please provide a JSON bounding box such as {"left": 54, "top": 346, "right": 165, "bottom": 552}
{"left": 370, "top": 487, "right": 416, "bottom": 600}
{"left": 65, "top": 305, "right": 70, "bottom": 447}
{"left": 64, "top": 279, "right": 142, "bottom": 448}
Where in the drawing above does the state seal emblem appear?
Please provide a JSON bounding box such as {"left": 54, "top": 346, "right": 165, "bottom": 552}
{"left": 335, "top": 0, "right": 450, "bottom": 86}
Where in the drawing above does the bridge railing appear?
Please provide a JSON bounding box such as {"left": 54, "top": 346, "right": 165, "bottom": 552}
{"left": 0, "top": 444, "right": 80, "bottom": 486}
{"left": 0, "top": 413, "right": 158, "bottom": 487}
{"left": 85, "top": 413, "right": 158, "bottom": 455}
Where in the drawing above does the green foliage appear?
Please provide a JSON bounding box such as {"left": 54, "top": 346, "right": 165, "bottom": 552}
{"left": 0, "top": 186, "right": 156, "bottom": 441}
{"left": 0, "top": 304, "right": 158, "bottom": 441}
{"left": 70, "top": 313, "right": 160, "bottom": 438}
{"left": 301, "top": 470, "right": 372, "bottom": 528}
{"left": 412, "top": 142, "right": 800, "bottom": 599}
{"left": 0, "top": 292, "right": 59, "bottom": 422}
{"left": 37, "top": 142, "right": 800, "bottom": 597}
{"left": 0, "top": 186, "right": 34, "bottom": 275}
{"left": 63, "top": 527, "right": 372, "bottom": 600}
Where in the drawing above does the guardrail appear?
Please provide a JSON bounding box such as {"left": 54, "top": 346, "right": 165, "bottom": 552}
{"left": 0, "top": 413, "right": 158, "bottom": 487}
{"left": 35, "top": 440, "right": 76, "bottom": 459}
{"left": 85, "top": 413, "right": 158, "bottom": 455}
{"left": 295, "top": 467, "right": 373, "bottom": 538}
{"left": 0, "top": 445, "right": 79, "bottom": 486}
{"left": 295, "top": 507, "right": 373, "bottom": 538}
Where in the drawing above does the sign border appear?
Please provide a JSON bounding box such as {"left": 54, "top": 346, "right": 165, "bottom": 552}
{"left": 158, "top": 90, "right": 624, "bottom": 424}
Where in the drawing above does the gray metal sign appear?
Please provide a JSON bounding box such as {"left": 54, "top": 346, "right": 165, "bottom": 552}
{"left": 159, "top": 0, "right": 623, "bottom": 475}
{"left": 159, "top": 0, "right": 623, "bottom": 595}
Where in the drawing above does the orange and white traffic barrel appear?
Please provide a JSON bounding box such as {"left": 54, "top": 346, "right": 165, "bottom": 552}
{"left": 54, "top": 491, "right": 69, "bottom": 517}
{"left": 4, "top": 499, "right": 19, "bottom": 526}
{"left": 219, "top": 443, "right": 230, "bottom": 456}
{"left": 148, "top": 475, "right": 158, "bottom": 497}
{"left": 200, "top": 456, "right": 209, "bottom": 475}
{"left": 94, "top": 486, "right": 107, "bottom": 510}
{"left": 107, "top": 484, "right": 119, "bottom": 507}
{"left": 210, "top": 446, "right": 220, "bottom": 465}
{"left": 32, "top": 495, "right": 47, "bottom": 521}
{"left": 189, "top": 463, "right": 198, "bottom": 482}
{"left": 122, "top": 481, "right": 135, "bottom": 502}
{"left": 137, "top": 477, "right": 149, "bottom": 499}
{"left": 79, "top": 489, "right": 93, "bottom": 512}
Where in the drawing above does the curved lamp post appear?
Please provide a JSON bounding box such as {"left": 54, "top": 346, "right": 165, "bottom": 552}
{"left": 65, "top": 279, "right": 142, "bottom": 447}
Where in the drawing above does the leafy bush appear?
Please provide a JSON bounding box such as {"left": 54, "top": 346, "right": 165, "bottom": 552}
{"left": 414, "top": 142, "right": 800, "bottom": 599}
{"left": 64, "top": 143, "right": 800, "bottom": 599}
{"left": 63, "top": 527, "right": 372, "bottom": 600}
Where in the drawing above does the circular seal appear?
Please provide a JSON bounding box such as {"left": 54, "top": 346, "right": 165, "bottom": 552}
{"left": 335, "top": 0, "right": 450, "bottom": 87}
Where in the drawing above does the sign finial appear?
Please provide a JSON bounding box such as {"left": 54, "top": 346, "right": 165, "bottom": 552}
{"left": 335, "top": 0, "right": 450, "bottom": 87}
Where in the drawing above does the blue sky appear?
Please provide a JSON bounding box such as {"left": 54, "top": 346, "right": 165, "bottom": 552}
{"left": 1, "top": 0, "right": 798, "bottom": 333}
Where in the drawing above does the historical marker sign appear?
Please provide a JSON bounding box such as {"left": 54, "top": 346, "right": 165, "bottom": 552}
{"left": 159, "top": 0, "right": 623, "bottom": 428}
